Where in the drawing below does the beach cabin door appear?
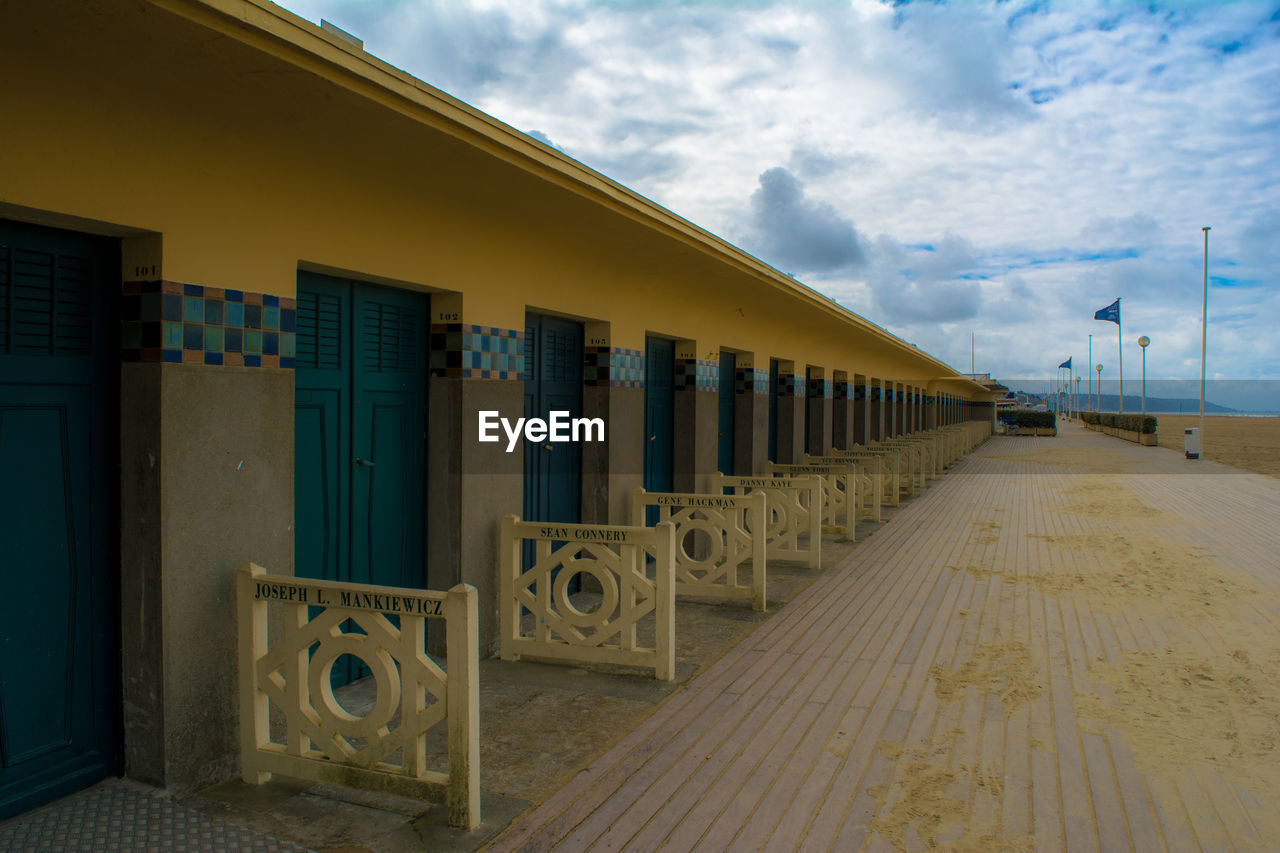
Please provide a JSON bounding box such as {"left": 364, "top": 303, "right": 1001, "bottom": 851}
{"left": 0, "top": 220, "right": 119, "bottom": 818}
{"left": 295, "top": 272, "right": 428, "bottom": 685}
{"left": 717, "top": 351, "right": 735, "bottom": 475}
{"left": 644, "top": 336, "right": 675, "bottom": 495}
{"left": 522, "top": 313, "right": 583, "bottom": 527}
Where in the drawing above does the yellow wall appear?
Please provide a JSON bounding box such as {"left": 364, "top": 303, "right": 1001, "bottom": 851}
{"left": 1, "top": 0, "right": 993, "bottom": 398}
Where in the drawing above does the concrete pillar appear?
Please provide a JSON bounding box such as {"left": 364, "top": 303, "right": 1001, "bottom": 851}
{"left": 428, "top": 367, "right": 522, "bottom": 656}
{"left": 853, "top": 375, "right": 868, "bottom": 445}
{"left": 121, "top": 359, "right": 295, "bottom": 793}
{"left": 673, "top": 340, "right": 718, "bottom": 494}
{"left": 832, "top": 371, "right": 853, "bottom": 449}
{"left": 775, "top": 362, "right": 804, "bottom": 463}
{"left": 805, "top": 366, "right": 832, "bottom": 456}
{"left": 581, "top": 325, "right": 643, "bottom": 526}
{"left": 872, "top": 379, "right": 885, "bottom": 441}
{"left": 887, "top": 382, "right": 897, "bottom": 437}
{"left": 735, "top": 352, "right": 770, "bottom": 475}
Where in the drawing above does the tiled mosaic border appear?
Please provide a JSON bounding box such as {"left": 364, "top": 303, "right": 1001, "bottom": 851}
{"left": 430, "top": 324, "right": 523, "bottom": 380}
{"left": 808, "top": 377, "right": 833, "bottom": 399}
{"left": 735, "top": 367, "right": 769, "bottom": 396}
{"left": 585, "top": 346, "right": 644, "bottom": 388}
{"left": 120, "top": 281, "right": 295, "bottom": 368}
{"left": 776, "top": 373, "right": 804, "bottom": 398}
{"left": 834, "top": 380, "right": 856, "bottom": 400}
{"left": 675, "top": 358, "right": 717, "bottom": 393}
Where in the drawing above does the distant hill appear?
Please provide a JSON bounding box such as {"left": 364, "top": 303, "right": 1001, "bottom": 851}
{"left": 1013, "top": 391, "right": 1236, "bottom": 414}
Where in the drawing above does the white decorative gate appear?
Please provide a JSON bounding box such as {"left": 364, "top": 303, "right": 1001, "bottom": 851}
{"left": 840, "top": 448, "right": 904, "bottom": 506}
{"left": 767, "top": 463, "right": 857, "bottom": 541}
{"left": 710, "top": 475, "right": 822, "bottom": 569}
{"left": 236, "top": 563, "right": 480, "bottom": 829}
{"left": 804, "top": 454, "right": 882, "bottom": 523}
{"left": 631, "top": 488, "right": 768, "bottom": 611}
{"left": 499, "top": 517, "right": 677, "bottom": 680}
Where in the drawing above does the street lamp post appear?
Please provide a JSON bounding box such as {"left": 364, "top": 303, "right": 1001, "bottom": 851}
{"left": 1200, "top": 227, "right": 1210, "bottom": 442}
{"left": 1138, "top": 336, "right": 1150, "bottom": 416}
{"left": 1096, "top": 363, "right": 1104, "bottom": 411}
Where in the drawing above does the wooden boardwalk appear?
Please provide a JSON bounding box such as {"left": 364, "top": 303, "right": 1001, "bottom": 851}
{"left": 489, "top": 423, "right": 1280, "bottom": 852}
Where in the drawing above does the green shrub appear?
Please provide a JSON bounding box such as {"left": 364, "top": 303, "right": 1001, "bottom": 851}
{"left": 1012, "top": 410, "right": 1056, "bottom": 429}
{"left": 1079, "top": 412, "right": 1157, "bottom": 433}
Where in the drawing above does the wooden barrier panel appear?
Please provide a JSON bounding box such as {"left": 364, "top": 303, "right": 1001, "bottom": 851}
{"left": 804, "top": 455, "right": 881, "bottom": 523}
{"left": 499, "top": 517, "right": 677, "bottom": 680}
{"left": 876, "top": 439, "right": 928, "bottom": 489}
{"left": 631, "top": 489, "right": 767, "bottom": 611}
{"left": 236, "top": 563, "right": 480, "bottom": 830}
{"left": 766, "top": 463, "right": 857, "bottom": 541}
{"left": 710, "top": 474, "right": 822, "bottom": 569}
{"left": 834, "top": 448, "right": 904, "bottom": 506}
{"left": 867, "top": 442, "right": 918, "bottom": 495}
{"left": 888, "top": 435, "right": 938, "bottom": 480}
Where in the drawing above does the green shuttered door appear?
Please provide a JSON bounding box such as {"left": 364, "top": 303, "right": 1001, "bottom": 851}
{"left": 522, "top": 313, "right": 583, "bottom": 526}
{"left": 0, "top": 219, "right": 119, "bottom": 818}
{"left": 295, "top": 272, "right": 427, "bottom": 685}
{"left": 644, "top": 337, "right": 674, "bottom": 494}
{"left": 717, "top": 352, "right": 735, "bottom": 475}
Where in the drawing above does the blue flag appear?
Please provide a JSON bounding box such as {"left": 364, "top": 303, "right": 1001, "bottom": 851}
{"left": 1094, "top": 299, "right": 1120, "bottom": 324}
{"left": 1059, "top": 357, "right": 1072, "bottom": 370}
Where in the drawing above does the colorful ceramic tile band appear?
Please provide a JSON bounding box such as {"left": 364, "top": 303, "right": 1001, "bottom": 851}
{"left": 430, "top": 324, "right": 523, "bottom": 379}
{"left": 120, "top": 281, "right": 295, "bottom": 368}
{"left": 585, "top": 346, "right": 644, "bottom": 388}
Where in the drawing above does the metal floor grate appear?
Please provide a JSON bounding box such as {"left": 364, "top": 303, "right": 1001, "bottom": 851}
{"left": 0, "top": 783, "right": 313, "bottom": 853}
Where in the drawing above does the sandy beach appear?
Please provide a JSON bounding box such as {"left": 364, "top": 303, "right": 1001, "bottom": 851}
{"left": 1152, "top": 414, "right": 1280, "bottom": 478}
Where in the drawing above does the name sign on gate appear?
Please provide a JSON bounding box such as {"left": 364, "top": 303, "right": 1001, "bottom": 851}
{"left": 722, "top": 477, "right": 802, "bottom": 489}
{"left": 534, "top": 524, "right": 634, "bottom": 543}
{"left": 653, "top": 494, "right": 742, "bottom": 509}
{"left": 771, "top": 464, "right": 849, "bottom": 474}
{"left": 252, "top": 579, "right": 447, "bottom": 618}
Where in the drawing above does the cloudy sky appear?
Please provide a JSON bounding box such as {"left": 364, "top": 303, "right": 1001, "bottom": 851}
{"left": 278, "top": 0, "right": 1278, "bottom": 405}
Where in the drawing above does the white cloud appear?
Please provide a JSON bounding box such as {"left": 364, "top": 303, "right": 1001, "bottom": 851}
{"left": 278, "top": 0, "right": 1280, "bottom": 398}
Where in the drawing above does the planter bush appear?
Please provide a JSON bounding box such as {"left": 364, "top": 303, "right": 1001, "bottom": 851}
{"left": 1012, "top": 410, "right": 1056, "bottom": 430}
{"left": 1078, "top": 411, "right": 1158, "bottom": 434}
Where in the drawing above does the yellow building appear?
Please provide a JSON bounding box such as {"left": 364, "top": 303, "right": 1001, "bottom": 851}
{"left": 0, "top": 0, "right": 998, "bottom": 813}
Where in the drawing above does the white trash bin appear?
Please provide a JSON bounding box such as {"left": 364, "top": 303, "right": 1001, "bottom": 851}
{"left": 1184, "top": 427, "right": 1200, "bottom": 459}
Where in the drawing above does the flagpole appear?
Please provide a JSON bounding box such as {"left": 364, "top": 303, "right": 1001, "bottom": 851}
{"left": 1117, "top": 297, "right": 1123, "bottom": 414}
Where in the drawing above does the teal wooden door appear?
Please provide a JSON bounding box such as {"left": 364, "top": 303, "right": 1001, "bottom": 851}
{"left": 717, "top": 352, "right": 735, "bottom": 475}
{"left": 349, "top": 285, "right": 427, "bottom": 589}
{"left": 643, "top": 337, "right": 674, "bottom": 495}
{"left": 522, "top": 313, "right": 583, "bottom": 527}
{"left": 0, "top": 219, "right": 119, "bottom": 818}
{"left": 295, "top": 272, "right": 427, "bottom": 685}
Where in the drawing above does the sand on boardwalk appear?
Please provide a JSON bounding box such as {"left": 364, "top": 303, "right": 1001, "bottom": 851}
{"left": 866, "top": 455, "right": 1280, "bottom": 850}
{"left": 1154, "top": 414, "right": 1280, "bottom": 478}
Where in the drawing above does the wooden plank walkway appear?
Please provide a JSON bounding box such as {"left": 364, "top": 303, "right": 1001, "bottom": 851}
{"left": 488, "top": 422, "right": 1280, "bottom": 852}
